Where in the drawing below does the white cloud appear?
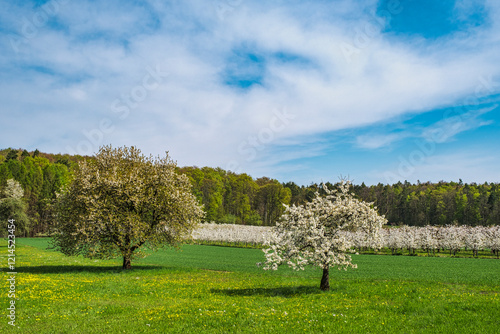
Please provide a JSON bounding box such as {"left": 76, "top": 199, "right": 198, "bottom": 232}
{"left": 1, "top": 0, "right": 500, "bottom": 183}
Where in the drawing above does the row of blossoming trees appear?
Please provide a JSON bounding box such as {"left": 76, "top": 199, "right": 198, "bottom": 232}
{"left": 192, "top": 224, "right": 500, "bottom": 258}
{"left": 349, "top": 225, "right": 500, "bottom": 257}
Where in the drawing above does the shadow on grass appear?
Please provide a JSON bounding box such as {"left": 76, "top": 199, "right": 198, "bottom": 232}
{"left": 211, "top": 285, "right": 323, "bottom": 297}
{"left": 14, "top": 265, "right": 168, "bottom": 274}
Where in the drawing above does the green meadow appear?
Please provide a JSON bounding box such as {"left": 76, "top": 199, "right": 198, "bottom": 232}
{"left": 1, "top": 238, "right": 499, "bottom": 333}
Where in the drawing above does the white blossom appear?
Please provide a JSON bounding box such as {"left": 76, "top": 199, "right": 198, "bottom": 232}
{"left": 3, "top": 179, "right": 24, "bottom": 199}
{"left": 260, "top": 181, "right": 387, "bottom": 290}
{"left": 192, "top": 223, "right": 272, "bottom": 245}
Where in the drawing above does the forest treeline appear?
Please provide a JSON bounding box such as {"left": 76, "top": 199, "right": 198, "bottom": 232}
{"left": 177, "top": 166, "right": 291, "bottom": 226}
{"left": 0, "top": 148, "right": 82, "bottom": 236}
{"left": 349, "top": 181, "right": 500, "bottom": 227}
{"left": 1, "top": 148, "right": 499, "bottom": 236}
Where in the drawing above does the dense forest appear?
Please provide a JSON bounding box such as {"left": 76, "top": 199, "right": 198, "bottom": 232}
{"left": 0, "top": 148, "right": 83, "bottom": 236}
{"left": 178, "top": 166, "right": 291, "bottom": 226}
{"left": 284, "top": 180, "right": 500, "bottom": 227}
{"left": 1, "top": 148, "right": 499, "bottom": 237}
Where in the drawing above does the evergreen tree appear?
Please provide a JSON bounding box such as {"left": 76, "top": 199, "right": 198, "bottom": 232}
{"left": 21, "top": 149, "right": 30, "bottom": 159}
{"left": 6, "top": 149, "right": 18, "bottom": 161}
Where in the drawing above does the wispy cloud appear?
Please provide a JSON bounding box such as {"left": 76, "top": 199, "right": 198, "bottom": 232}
{"left": 353, "top": 103, "right": 497, "bottom": 151}
{"left": 356, "top": 133, "right": 405, "bottom": 149}
{"left": 421, "top": 105, "right": 497, "bottom": 143}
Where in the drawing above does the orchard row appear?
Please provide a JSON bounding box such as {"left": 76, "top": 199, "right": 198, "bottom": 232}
{"left": 192, "top": 223, "right": 500, "bottom": 258}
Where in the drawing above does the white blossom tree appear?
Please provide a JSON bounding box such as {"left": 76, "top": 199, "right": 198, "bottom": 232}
{"left": 52, "top": 145, "right": 204, "bottom": 269}
{"left": 441, "top": 225, "right": 465, "bottom": 256}
{"left": 261, "top": 181, "right": 387, "bottom": 291}
{"left": 465, "top": 226, "right": 486, "bottom": 257}
{"left": 385, "top": 228, "right": 405, "bottom": 254}
{"left": 485, "top": 225, "right": 500, "bottom": 258}
{"left": 416, "top": 226, "right": 439, "bottom": 256}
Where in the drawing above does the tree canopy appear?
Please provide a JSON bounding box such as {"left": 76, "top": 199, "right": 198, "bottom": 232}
{"left": 178, "top": 167, "right": 291, "bottom": 226}
{"left": 51, "top": 145, "right": 204, "bottom": 269}
{"left": 262, "top": 181, "right": 387, "bottom": 291}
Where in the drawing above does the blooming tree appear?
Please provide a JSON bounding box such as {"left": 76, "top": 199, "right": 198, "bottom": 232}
{"left": 441, "top": 225, "right": 465, "bottom": 255}
{"left": 385, "top": 228, "right": 404, "bottom": 254}
{"left": 416, "top": 226, "right": 439, "bottom": 256}
{"left": 485, "top": 225, "right": 500, "bottom": 258}
{"left": 261, "top": 181, "right": 387, "bottom": 291}
{"left": 52, "top": 145, "right": 203, "bottom": 269}
{"left": 464, "top": 226, "right": 486, "bottom": 257}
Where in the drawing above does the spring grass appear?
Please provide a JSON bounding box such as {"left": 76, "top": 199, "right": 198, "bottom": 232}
{"left": 1, "top": 238, "right": 499, "bottom": 333}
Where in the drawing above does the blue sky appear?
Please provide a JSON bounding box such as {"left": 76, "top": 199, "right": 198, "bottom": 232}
{"left": 1, "top": 0, "right": 499, "bottom": 185}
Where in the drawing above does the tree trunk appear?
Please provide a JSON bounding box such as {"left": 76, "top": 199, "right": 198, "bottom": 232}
{"left": 123, "top": 254, "right": 132, "bottom": 269}
{"left": 320, "top": 267, "right": 330, "bottom": 291}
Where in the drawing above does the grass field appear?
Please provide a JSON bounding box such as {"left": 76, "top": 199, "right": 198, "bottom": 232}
{"left": 1, "top": 238, "right": 499, "bottom": 333}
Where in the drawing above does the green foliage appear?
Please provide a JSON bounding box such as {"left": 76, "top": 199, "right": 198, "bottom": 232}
{"left": 179, "top": 166, "right": 226, "bottom": 222}
{"left": 247, "top": 212, "right": 262, "bottom": 226}
{"left": 5, "top": 148, "right": 19, "bottom": 161}
{"left": 178, "top": 167, "right": 291, "bottom": 225}
{"left": 21, "top": 149, "right": 30, "bottom": 159}
{"left": 255, "top": 179, "right": 291, "bottom": 225}
{"left": 219, "top": 214, "right": 238, "bottom": 224}
{"left": 52, "top": 145, "right": 204, "bottom": 269}
{"left": 0, "top": 151, "right": 71, "bottom": 237}
{"left": 286, "top": 181, "right": 500, "bottom": 226}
